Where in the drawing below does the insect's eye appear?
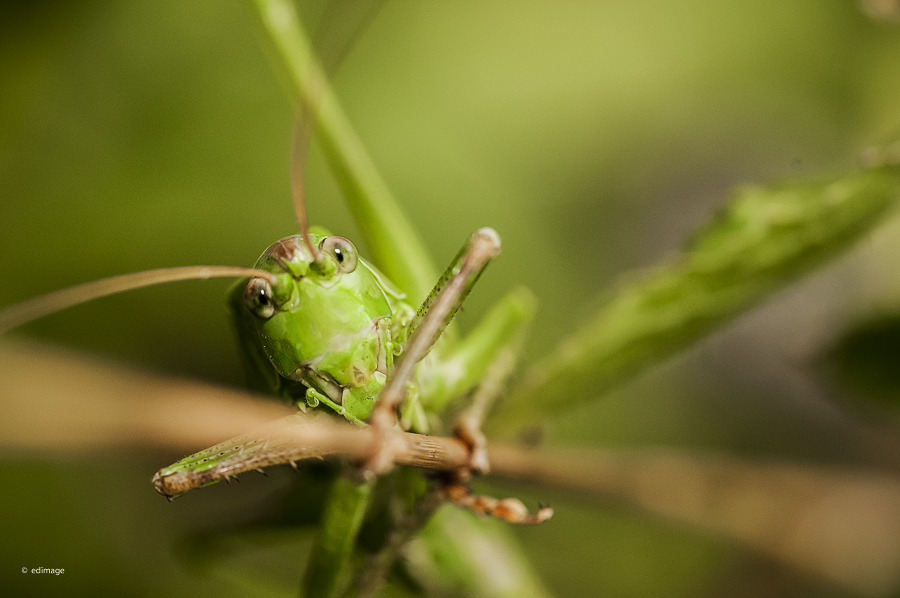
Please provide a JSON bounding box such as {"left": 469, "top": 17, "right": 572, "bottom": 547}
{"left": 320, "top": 236, "right": 358, "bottom": 274}
{"left": 244, "top": 277, "right": 276, "bottom": 320}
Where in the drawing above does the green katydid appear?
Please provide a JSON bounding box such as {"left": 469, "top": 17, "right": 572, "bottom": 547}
{"left": 0, "top": 149, "right": 545, "bottom": 520}
{"left": 227, "top": 223, "right": 510, "bottom": 429}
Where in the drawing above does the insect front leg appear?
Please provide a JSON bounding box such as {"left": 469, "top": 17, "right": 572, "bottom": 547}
{"left": 305, "top": 387, "right": 365, "bottom": 426}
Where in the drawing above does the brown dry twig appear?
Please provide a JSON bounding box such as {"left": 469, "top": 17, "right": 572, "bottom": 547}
{"left": 150, "top": 413, "right": 470, "bottom": 497}
{"left": 150, "top": 412, "right": 552, "bottom": 525}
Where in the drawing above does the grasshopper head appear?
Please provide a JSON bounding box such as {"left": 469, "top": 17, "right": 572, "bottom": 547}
{"left": 240, "top": 232, "right": 392, "bottom": 389}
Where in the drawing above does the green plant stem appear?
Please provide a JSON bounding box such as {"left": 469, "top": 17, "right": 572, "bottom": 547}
{"left": 303, "top": 476, "right": 374, "bottom": 598}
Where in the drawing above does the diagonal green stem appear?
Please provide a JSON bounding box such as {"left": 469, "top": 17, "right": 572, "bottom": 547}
{"left": 250, "top": 0, "right": 438, "bottom": 305}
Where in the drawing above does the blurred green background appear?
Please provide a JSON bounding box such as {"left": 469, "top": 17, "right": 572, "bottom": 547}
{"left": 3, "top": 0, "right": 900, "bottom": 596}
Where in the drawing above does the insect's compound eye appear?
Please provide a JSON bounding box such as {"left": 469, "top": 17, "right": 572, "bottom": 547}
{"left": 320, "top": 236, "right": 358, "bottom": 274}
{"left": 243, "top": 277, "right": 276, "bottom": 320}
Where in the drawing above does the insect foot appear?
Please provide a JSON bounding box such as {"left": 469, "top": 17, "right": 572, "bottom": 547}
{"left": 442, "top": 480, "right": 553, "bottom": 525}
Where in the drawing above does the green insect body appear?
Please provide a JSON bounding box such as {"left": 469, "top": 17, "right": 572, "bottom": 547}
{"left": 152, "top": 224, "right": 535, "bottom": 505}
{"left": 222, "top": 225, "right": 533, "bottom": 439}
{"left": 235, "top": 230, "right": 414, "bottom": 424}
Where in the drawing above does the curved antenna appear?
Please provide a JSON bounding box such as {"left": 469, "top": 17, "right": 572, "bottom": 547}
{"left": 287, "top": 0, "right": 388, "bottom": 264}
{"left": 0, "top": 266, "right": 276, "bottom": 335}
{"left": 290, "top": 105, "right": 321, "bottom": 261}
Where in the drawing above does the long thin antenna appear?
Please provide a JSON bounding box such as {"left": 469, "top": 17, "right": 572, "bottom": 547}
{"left": 290, "top": 105, "right": 321, "bottom": 261}
{"left": 0, "top": 266, "right": 276, "bottom": 335}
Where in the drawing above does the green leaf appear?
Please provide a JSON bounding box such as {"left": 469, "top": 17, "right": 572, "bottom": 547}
{"left": 488, "top": 165, "right": 900, "bottom": 436}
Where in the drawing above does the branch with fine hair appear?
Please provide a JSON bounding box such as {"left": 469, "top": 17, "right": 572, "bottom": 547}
{"left": 152, "top": 413, "right": 471, "bottom": 498}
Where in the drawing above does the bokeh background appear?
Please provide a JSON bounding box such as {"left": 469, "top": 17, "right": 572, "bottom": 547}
{"left": 3, "top": 1, "right": 900, "bottom": 596}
